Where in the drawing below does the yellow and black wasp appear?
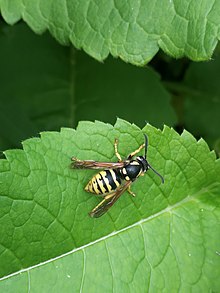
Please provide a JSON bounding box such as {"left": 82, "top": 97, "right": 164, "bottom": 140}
{"left": 71, "top": 135, "right": 164, "bottom": 218}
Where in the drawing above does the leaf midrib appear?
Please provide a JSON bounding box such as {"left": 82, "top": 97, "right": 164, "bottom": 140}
{"left": 0, "top": 185, "right": 213, "bottom": 282}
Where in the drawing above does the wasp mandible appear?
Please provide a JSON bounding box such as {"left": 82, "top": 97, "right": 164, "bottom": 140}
{"left": 71, "top": 135, "right": 164, "bottom": 218}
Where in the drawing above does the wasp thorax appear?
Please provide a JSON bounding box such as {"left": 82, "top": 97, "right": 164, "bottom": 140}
{"left": 120, "top": 159, "right": 145, "bottom": 182}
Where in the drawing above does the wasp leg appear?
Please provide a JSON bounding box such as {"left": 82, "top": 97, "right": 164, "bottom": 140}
{"left": 114, "top": 138, "right": 122, "bottom": 162}
{"left": 127, "top": 143, "right": 145, "bottom": 160}
{"left": 71, "top": 156, "right": 81, "bottom": 163}
{"left": 127, "top": 186, "right": 136, "bottom": 197}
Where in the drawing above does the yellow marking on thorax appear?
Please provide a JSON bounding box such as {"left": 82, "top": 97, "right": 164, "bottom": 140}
{"left": 122, "top": 168, "right": 127, "bottom": 175}
{"left": 136, "top": 169, "right": 143, "bottom": 178}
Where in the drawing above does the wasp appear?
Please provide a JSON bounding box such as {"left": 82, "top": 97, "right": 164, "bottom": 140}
{"left": 71, "top": 135, "right": 164, "bottom": 218}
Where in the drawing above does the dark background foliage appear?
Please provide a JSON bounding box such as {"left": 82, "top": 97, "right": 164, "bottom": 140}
{"left": 1, "top": 20, "right": 219, "bottom": 156}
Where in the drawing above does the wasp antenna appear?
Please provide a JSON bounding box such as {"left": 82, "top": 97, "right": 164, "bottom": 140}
{"left": 148, "top": 163, "right": 164, "bottom": 184}
{"left": 144, "top": 134, "right": 148, "bottom": 159}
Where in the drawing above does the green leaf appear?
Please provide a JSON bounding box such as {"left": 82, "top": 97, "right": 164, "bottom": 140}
{"left": 0, "top": 119, "right": 220, "bottom": 292}
{"left": 1, "top": 1, "right": 220, "bottom": 65}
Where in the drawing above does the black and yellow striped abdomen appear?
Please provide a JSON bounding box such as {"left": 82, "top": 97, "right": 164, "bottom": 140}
{"left": 85, "top": 169, "right": 121, "bottom": 195}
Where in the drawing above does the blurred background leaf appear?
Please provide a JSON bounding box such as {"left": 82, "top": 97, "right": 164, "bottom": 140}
{"left": 1, "top": 20, "right": 220, "bottom": 153}
{"left": 0, "top": 21, "right": 176, "bottom": 151}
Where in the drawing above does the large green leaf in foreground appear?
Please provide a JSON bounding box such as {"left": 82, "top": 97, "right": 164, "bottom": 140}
{"left": 0, "top": 119, "right": 220, "bottom": 292}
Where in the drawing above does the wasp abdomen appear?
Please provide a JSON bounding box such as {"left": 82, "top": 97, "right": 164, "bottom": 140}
{"left": 85, "top": 169, "right": 121, "bottom": 195}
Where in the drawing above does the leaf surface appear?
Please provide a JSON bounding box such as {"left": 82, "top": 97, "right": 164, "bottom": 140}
{"left": 0, "top": 119, "right": 220, "bottom": 292}
{"left": 1, "top": 1, "right": 220, "bottom": 65}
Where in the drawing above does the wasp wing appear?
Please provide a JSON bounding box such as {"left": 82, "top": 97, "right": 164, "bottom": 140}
{"left": 89, "top": 181, "right": 132, "bottom": 218}
{"left": 71, "top": 157, "right": 126, "bottom": 170}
